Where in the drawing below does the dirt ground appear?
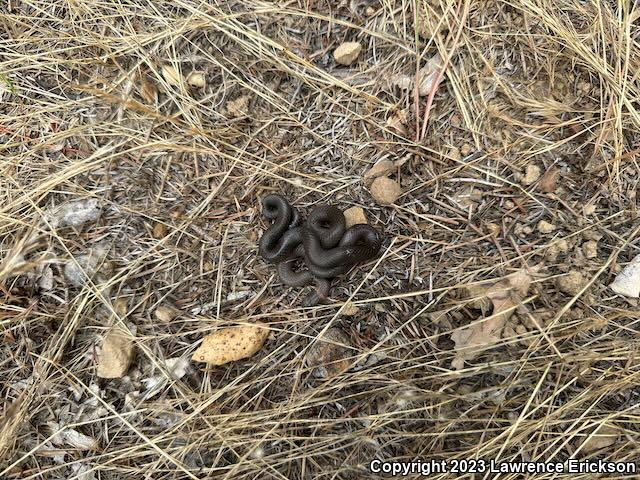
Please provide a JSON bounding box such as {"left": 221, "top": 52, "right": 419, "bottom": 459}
{"left": 1, "top": 0, "right": 639, "bottom": 479}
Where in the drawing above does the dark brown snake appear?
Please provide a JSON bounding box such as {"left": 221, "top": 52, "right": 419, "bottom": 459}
{"left": 258, "top": 194, "right": 381, "bottom": 306}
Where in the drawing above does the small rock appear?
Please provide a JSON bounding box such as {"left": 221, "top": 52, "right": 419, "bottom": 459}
{"left": 537, "top": 220, "right": 556, "bottom": 234}
{"left": 557, "top": 271, "right": 586, "bottom": 296}
{"left": 583, "top": 204, "right": 597, "bottom": 215}
{"left": 152, "top": 222, "right": 168, "bottom": 239}
{"left": 154, "top": 305, "right": 178, "bottom": 322}
{"left": 343, "top": 206, "right": 368, "bottom": 228}
{"left": 460, "top": 144, "right": 473, "bottom": 156}
{"left": 341, "top": 302, "right": 360, "bottom": 316}
{"left": 363, "top": 159, "right": 395, "bottom": 185}
{"left": 370, "top": 176, "right": 401, "bottom": 205}
{"left": 448, "top": 146, "right": 461, "bottom": 161}
{"left": 582, "top": 241, "right": 598, "bottom": 259}
{"left": 161, "top": 64, "right": 182, "bottom": 86}
{"left": 187, "top": 71, "right": 205, "bottom": 88}
{"left": 225, "top": 95, "right": 249, "bottom": 118}
{"left": 97, "top": 328, "right": 134, "bottom": 379}
{"left": 333, "top": 41, "right": 362, "bottom": 66}
{"left": 64, "top": 244, "right": 110, "bottom": 287}
{"left": 45, "top": 198, "right": 102, "bottom": 229}
{"left": 305, "top": 327, "right": 352, "bottom": 378}
{"left": 191, "top": 323, "right": 269, "bottom": 365}
{"left": 520, "top": 164, "right": 541, "bottom": 185}
{"left": 610, "top": 253, "right": 640, "bottom": 298}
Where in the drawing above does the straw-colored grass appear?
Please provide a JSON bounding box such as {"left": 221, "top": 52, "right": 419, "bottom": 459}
{"left": 1, "top": 0, "right": 639, "bottom": 478}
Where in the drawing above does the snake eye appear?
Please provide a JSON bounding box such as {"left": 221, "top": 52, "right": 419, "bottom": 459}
{"left": 319, "top": 220, "right": 331, "bottom": 229}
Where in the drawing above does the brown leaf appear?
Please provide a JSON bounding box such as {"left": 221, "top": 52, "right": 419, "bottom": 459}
{"left": 452, "top": 268, "right": 536, "bottom": 370}
{"left": 539, "top": 166, "right": 560, "bottom": 193}
{"left": 139, "top": 76, "right": 158, "bottom": 104}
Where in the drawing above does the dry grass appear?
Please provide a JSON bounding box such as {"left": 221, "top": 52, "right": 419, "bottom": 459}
{"left": 1, "top": 0, "right": 640, "bottom": 478}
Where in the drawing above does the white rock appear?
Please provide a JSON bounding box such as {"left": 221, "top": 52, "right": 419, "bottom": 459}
{"left": 610, "top": 253, "right": 640, "bottom": 298}
{"left": 44, "top": 198, "right": 102, "bottom": 229}
{"left": 333, "top": 42, "right": 362, "bottom": 66}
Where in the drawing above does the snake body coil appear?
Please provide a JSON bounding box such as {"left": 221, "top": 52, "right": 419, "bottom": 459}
{"left": 258, "top": 195, "right": 381, "bottom": 305}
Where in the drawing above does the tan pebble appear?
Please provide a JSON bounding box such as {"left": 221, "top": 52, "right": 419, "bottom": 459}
{"left": 460, "top": 144, "right": 472, "bottom": 156}
{"left": 333, "top": 42, "right": 362, "bottom": 66}
{"left": 583, "top": 204, "right": 597, "bottom": 215}
{"left": 154, "top": 305, "right": 178, "bottom": 322}
{"left": 343, "top": 206, "right": 368, "bottom": 228}
{"left": 520, "top": 164, "right": 541, "bottom": 185}
{"left": 191, "top": 324, "right": 269, "bottom": 365}
{"left": 152, "top": 222, "right": 168, "bottom": 239}
{"left": 342, "top": 302, "right": 360, "bottom": 316}
{"left": 557, "top": 271, "right": 586, "bottom": 296}
{"left": 187, "top": 71, "right": 206, "bottom": 88}
{"left": 537, "top": 220, "right": 556, "bottom": 234}
{"left": 370, "top": 176, "right": 401, "bottom": 205}
{"left": 582, "top": 241, "right": 598, "bottom": 259}
{"left": 97, "top": 328, "right": 134, "bottom": 379}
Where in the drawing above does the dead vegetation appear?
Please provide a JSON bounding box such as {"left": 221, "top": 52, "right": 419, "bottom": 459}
{"left": 1, "top": 0, "right": 640, "bottom": 478}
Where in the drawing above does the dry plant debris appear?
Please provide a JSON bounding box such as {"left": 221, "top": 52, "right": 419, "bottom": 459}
{"left": 305, "top": 327, "right": 352, "bottom": 378}
{"left": 191, "top": 324, "right": 269, "bottom": 365}
{"left": 2, "top": 0, "right": 640, "bottom": 477}
{"left": 451, "top": 268, "right": 535, "bottom": 370}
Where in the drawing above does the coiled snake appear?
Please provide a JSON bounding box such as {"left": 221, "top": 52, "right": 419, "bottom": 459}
{"left": 258, "top": 194, "right": 381, "bottom": 306}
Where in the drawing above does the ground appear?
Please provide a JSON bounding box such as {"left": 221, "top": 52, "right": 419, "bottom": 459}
{"left": 1, "top": 0, "right": 639, "bottom": 479}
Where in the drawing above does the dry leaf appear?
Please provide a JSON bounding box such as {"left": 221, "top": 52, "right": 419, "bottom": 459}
{"left": 391, "top": 54, "right": 443, "bottom": 97}
{"left": 333, "top": 42, "right": 362, "bottom": 66}
{"left": 192, "top": 323, "right": 269, "bottom": 365}
{"left": 386, "top": 110, "right": 408, "bottom": 135}
{"left": 97, "top": 328, "right": 134, "bottom": 378}
{"left": 539, "top": 166, "right": 560, "bottom": 193}
{"left": 363, "top": 159, "right": 395, "bottom": 186}
{"left": 578, "top": 423, "right": 619, "bottom": 454}
{"left": 139, "top": 76, "right": 158, "bottom": 104}
{"left": 161, "top": 64, "right": 182, "bottom": 87}
{"left": 610, "top": 253, "right": 640, "bottom": 298}
{"left": 452, "top": 268, "right": 535, "bottom": 370}
{"left": 305, "top": 327, "right": 352, "bottom": 378}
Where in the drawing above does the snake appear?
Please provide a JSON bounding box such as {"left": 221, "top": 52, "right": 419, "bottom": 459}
{"left": 259, "top": 195, "right": 381, "bottom": 306}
